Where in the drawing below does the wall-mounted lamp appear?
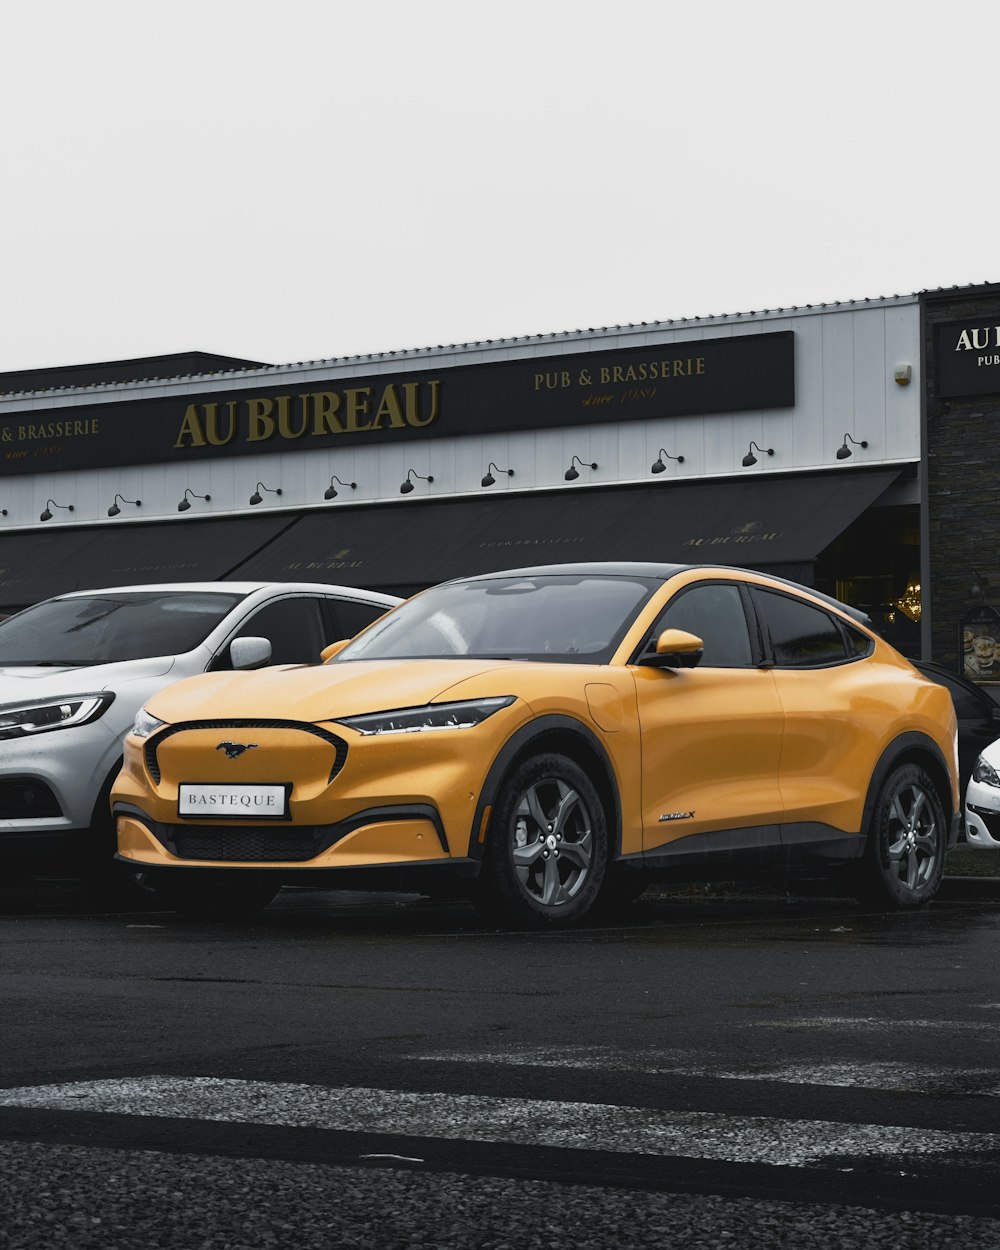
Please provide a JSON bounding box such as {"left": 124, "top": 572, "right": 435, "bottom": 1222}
{"left": 400, "top": 469, "right": 433, "bottom": 495}
{"left": 481, "top": 462, "right": 514, "bottom": 488}
{"left": 564, "top": 455, "right": 597, "bottom": 482}
{"left": 894, "top": 363, "right": 912, "bottom": 386}
{"left": 108, "top": 493, "right": 141, "bottom": 517}
{"left": 324, "top": 475, "right": 357, "bottom": 501}
{"left": 836, "top": 433, "right": 868, "bottom": 460}
{"left": 40, "top": 498, "right": 74, "bottom": 522}
{"left": 249, "top": 482, "right": 282, "bottom": 506}
{"left": 177, "top": 488, "right": 211, "bottom": 513}
{"left": 741, "top": 441, "right": 774, "bottom": 468}
{"left": 650, "top": 448, "right": 685, "bottom": 474}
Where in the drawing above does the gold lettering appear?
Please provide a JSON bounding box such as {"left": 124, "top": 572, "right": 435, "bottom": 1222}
{"left": 371, "top": 384, "right": 406, "bottom": 430}
{"left": 204, "top": 401, "right": 238, "bottom": 446}
{"left": 277, "top": 394, "right": 308, "bottom": 440}
{"left": 696, "top": 356, "right": 705, "bottom": 375}
{"left": 311, "top": 392, "right": 345, "bottom": 436}
{"left": 404, "top": 380, "right": 441, "bottom": 428}
{"left": 247, "top": 397, "right": 276, "bottom": 442}
{"left": 345, "top": 387, "right": 373, "bottom": 432}
{"left": 600, "top": 367, "right": 611, "bottom": 383}
{"left": 175, "top": 404, "right": 207, "bottom": 449}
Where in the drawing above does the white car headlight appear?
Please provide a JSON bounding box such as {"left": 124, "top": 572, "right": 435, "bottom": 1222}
{"left": 132, "top": 707, "right": 167, "bottom": 739}
{"left": 0, "top": 693, "right": 114, "bottom": 741}
{"left": 336, "top": 696, "right": 515, "bottom": 736}
{"left": 973, "top": 755, "right": 1000, "bottom": 787}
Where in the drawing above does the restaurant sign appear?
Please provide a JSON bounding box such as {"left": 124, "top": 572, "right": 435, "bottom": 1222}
{"left": 935, "top": 320, "right": 1000, "bottom": 398}
{"left": 0, "top": 331, "right": 793, "bottom": 477}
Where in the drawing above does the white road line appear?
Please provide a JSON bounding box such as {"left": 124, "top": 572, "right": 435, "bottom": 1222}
{"left": 411, "top": 1047, "right": 1000, "bottom": 1096}
{"left": 0, "top": 1076, "right": 998, "bottom": 1169}
{"left": 750, "top": 1017, "right": 999, "bottom": 1033}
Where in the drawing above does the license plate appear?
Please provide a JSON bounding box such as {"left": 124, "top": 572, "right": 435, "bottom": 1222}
{"left": 178, "top": 783, "right": 287, "bottom": 819}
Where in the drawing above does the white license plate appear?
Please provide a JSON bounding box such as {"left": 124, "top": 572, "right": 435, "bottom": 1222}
{"left": 178, "top": 783, "right": 287, "bottom": 819}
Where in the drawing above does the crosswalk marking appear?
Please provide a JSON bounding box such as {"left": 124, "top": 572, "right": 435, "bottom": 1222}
{"left": 411, "top": 1046, "right": 1000, "bottom": 1096}
{"left": 0, "top": 1076, "right": 998, "bottom": 1170}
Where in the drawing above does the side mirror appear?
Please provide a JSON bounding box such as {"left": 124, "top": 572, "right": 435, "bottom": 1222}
{"left": 639, "top": 628, "right": 704, "bottom": 670}
{"left": 320, "top": 639, "right": 350, "bottom": 663}
{"left": 230, "top": 636, "right": 272, "bottom": 671}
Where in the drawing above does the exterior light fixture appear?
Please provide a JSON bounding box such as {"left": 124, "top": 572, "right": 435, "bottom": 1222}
{"left": 564, "top": 455, "right": 597, "bottom": 482}
{"left": 481, "top": 462, "right": 514, "bottom": 488}
{"left": 40, "top": 498, "right": 74, "bottom": 522}
{"left": 324, "top": 475, "right": 357, "bottom": 501}
{"left": 836, "top": 433, "right": 868, "bottom": 460}
{"left": 249, "top": 482, "right": 283, "bottom": 506}
{"left": 400, "top": 469, "right": 433, "bottom": 495}
{"left": 177, "top": 488, "right": 211, "bottom": 513}
{"left": 650, "top": 449, "right": 685, "bottom": 474}
{"left": 741, "top": 441, "right": 774, "bottom": 468}
{"left": 108, "top": 493, "right": 141, "bottom": 517}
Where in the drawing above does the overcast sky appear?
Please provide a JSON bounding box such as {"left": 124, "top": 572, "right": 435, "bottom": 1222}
{"left": 2, "top": 0, "right": 996, "bottom": 373}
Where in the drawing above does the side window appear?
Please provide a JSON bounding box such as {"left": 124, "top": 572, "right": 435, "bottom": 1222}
{"left": 756, "top": 590, "right": 848, "bottom": 667}
{"left": 843, "top": 621, "right": 874, "bottom": 659}
{"left": 649, "top": 583, "right": 753, "bottom": 668}
{"left": 220, "top": 597, "right": 327, "bottom": 668}
{"left": 329, "top": 599, "right": 391, "bottom": 641}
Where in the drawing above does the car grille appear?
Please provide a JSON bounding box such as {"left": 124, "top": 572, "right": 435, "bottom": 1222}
{"left": 145, "top": 720, "right": 348, "bottom": 785}
{"left": 164, "top": 825, "right": 338, "bottom": 863}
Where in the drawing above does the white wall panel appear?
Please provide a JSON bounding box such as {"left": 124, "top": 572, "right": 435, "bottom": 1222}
{"left": 0, "top": 299, "right": 923, "bottom": 536}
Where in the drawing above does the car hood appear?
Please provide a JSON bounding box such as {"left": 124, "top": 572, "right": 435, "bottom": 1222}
{"left": 147, "top": 658, "right": 519, "bottom": 725}
{"left": 0, "top": 655, "right": 177, "bottom": 700}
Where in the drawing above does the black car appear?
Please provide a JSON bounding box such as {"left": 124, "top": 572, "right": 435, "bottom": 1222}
{"left": 914, "top": 660, "right": 1000, "bottom": 793}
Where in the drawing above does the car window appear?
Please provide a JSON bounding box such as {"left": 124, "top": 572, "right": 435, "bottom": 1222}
{"left": 330, "top": 599, "right": 391, "bottom": 641}
{"left": 339, "top": 574, "right": 659, "bottom": 664}
{"left": 645, "top": 582, "right": 753, "bottom": 668}
{"left": 755, "top": 589, "right": 849, "bottom": 667}
{"left": 0, "top": 592, "right": 245, "bottom": 666}
{"left": 220, "top": 596, "right": 327, "bottom": 667}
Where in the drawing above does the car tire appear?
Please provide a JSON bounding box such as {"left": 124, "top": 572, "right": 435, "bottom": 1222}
{"left": 150, "top": 870, "right": 280, "bottom": 920}
{"left": 855, "top": 763, "right": 947, "bottom": 908}
{"left": 475, "top": 752, "right": 608, "bottom": 928}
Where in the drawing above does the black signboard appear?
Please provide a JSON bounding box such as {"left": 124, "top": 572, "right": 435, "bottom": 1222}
{"left": 0, "top": 331, "right": 794, "bottom": 478}
{"left": 935, "top": 320, "right": 1000, "bottom": 398}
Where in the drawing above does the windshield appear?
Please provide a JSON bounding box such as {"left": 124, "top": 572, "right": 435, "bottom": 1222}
{"left": 0, "top": 591, "right": 245, "bottom": 666}
{"left": 338, "top": 574, "right": 659, "bottom": 664}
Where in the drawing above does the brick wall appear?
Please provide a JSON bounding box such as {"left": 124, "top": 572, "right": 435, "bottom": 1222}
{"left": 923, "top": 286, "right": 1000, "bottom": 669}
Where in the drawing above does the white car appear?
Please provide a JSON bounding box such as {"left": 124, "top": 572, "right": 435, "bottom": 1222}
{"left": 964, "top": 737, "right": 1000, "bottom": 850}
{"left": 0, "top": 581, "right": 399, "bottom": 885}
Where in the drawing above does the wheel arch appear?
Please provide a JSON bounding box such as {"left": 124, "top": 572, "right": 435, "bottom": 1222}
{"left": 861, "top": 732, "right": 957, "bottom": 849}
{"left": 469, "top": 715, "right": 622, "bottom": 862}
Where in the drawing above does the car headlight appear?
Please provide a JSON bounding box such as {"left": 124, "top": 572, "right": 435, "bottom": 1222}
{"left": 973, "top": 755, "right": 1000, "bottom": 787}
{"left": 0, "top": 693, "right": 115, "bottom": 741}
{"left": 336, "top": 696, "right": 515, "bottom": 736}
{"left": 132, "top": 707, "right": 166, "bottom": 739}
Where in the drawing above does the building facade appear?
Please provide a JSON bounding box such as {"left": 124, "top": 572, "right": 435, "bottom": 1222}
{"left": 0, "top": 284, "right": 986, "bottom": 667}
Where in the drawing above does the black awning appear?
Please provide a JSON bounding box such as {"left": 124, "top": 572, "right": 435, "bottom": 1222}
{"left": 0, "top": 514, "right": 295, "bottom": 609}
{"left": 226, "top": 469, "right": 900, "bottom": 590}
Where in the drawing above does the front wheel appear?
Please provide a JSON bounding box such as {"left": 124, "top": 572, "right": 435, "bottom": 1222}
{"left": 475, "top": 752, "right": 609, "bottom": 928}
{"left": 150, "top": 870, "right": 280, "bottom": 920}
{"left": 856, "top": 764, "right": 946, "bottom": 908}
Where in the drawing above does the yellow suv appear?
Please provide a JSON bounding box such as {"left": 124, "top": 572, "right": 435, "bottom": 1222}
{"left": 113, "top": 563, "right": 959, "bottom": 926}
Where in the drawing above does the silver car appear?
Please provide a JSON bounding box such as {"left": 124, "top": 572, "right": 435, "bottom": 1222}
{"left": 0, "top": 581, "right": 399, "bottom": 887}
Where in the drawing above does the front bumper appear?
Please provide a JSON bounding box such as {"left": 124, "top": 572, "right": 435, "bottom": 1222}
{"left": 965, "top": 776, "right": 1000, "bottom": 849}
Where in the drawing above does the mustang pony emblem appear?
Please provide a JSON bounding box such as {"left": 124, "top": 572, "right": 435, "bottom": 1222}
{"left": 216, "top": 741, "right": 258, "bottom": 759}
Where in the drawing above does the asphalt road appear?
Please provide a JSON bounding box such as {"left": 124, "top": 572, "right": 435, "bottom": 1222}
{"left": 2, "top": 877, "right": 1000, "bottom": 1249}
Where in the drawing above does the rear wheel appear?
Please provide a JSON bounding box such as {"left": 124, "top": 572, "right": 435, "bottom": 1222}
{"left": 475, "top": 752, "right": 608, "bottom": 928}
{"left": 856, "top": 763, "right": 946, "bottom": 907}
{"left": 150, "top": 870, "right": 279, "bottom": 920}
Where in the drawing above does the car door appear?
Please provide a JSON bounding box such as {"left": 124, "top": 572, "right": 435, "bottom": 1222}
{"left": 632, "top": 578, "right": 785, "bottom": 857}
{"left": 748, "top": 585, "right": 873, "bottom": 847}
